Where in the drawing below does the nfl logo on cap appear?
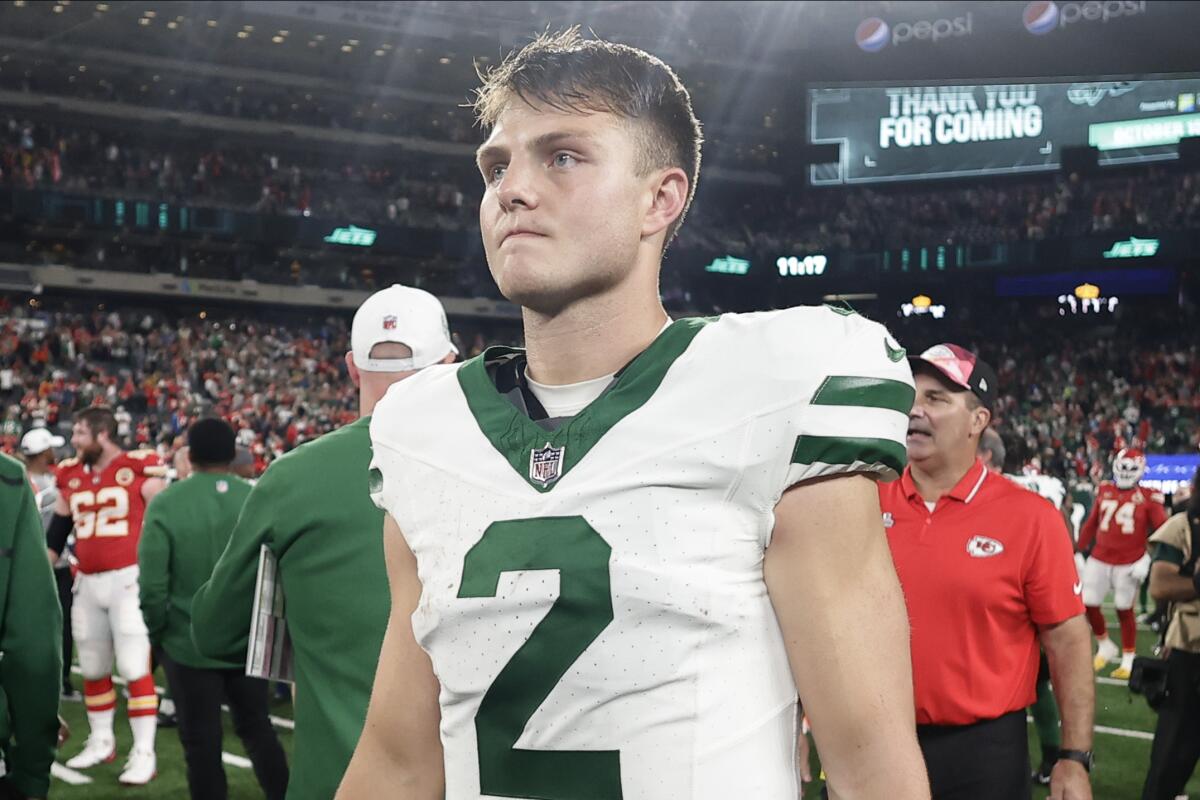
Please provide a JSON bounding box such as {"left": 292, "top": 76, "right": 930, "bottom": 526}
{"left": 529, "top": 442, "right": 565, "bottom": 487}
{"left": 382, "top": 315, "right": 397, "bottom": 330}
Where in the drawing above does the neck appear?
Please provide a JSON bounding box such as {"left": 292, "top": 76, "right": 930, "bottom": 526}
{"left": 94, "top": 446, "right": 122, "bottom": 472}
{"left": 909, "top": 451, "right": 979, "bottom": 503}
{"left": 359, "top": 393, "right": 378, "bottom": 418}
{"left": 193, "top": 465, "right": 231, "bottom": 474}
{"left": 522, "top": 269, "right": 668, "bottom": 385}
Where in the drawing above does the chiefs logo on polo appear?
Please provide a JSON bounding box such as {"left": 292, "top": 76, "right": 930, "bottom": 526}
{"left": 966, "top": 535, "right": 1005, "bottom": 558}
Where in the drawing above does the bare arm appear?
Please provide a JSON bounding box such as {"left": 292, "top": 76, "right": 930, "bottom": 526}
{"left": 1038, "top": 615, "right": 1094, "bottom": 800}
{"left": 141, "top": 477, "right": 167, "bottom": 504}
{"left": 765, "top": 474, "right": 929, "bottom": 800}
{"left": 336, "top": 514, "right": 443, "bottom": 799}
{"left": 1149, "top": 560, "right": 1197, "bottom": 603}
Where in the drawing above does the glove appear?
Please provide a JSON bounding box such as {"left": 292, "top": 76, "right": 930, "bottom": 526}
{"left": 1130, "top": 553, "right": 1152, "bottom": 584}
{"left": 1074, "top": 552, "right": 1087, "bottom": 579}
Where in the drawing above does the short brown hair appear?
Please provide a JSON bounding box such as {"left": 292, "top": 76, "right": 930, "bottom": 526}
{"left": 78, "top": 406, "right": 118, "bottom": 442}
{"left": 473, "top": 27, "right": 703, "bottom": 245}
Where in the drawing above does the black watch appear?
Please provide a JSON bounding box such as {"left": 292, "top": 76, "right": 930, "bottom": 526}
{"left": 1057, "top": 749, "right": 1094, "bottom": 772}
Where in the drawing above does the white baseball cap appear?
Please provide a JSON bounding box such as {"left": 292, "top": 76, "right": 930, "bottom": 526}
{"left": 21, "top": 427, "right": 65, "bottom": 456}
{"left": 351, "top": 284, "right": 457, "bottom": 372}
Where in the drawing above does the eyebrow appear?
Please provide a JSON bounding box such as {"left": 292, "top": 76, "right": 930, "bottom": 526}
{"left": 475, "top": 130, "right": 597, "bottom": 170}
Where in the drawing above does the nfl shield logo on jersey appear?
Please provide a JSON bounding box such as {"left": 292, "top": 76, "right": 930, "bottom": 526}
{"left": 529, "top": 442, "right": 565, "bottom": 487}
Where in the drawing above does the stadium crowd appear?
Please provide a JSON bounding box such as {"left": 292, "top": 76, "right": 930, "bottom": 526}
{"left": 0, "top": 296, "right": 497, "bottom": 472}
{"left": 0, "top": 54, "right": 481, "bottom": 144}
{"left": 7, "top": 112, "right": 1200, "bottom": 255}
{"left": 1, "top": 294, "right": 1195, "bottom": 491}
{"left": 680, "top": 165, "right": 1200, "bottom": 255}
{"left": 1, "top": 116, "right": 475, "bottom": 229}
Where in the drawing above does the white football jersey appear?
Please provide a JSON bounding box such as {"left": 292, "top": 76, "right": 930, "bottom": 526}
{"left": 369, "top": 306, "right": 914, "bottom": 800}
{"left": 1006, "top": 473, "right": 1067, "bottom": 510}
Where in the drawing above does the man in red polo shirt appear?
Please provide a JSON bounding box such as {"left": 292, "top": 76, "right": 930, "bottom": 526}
{"left": 881, "top": 343, "right": 1094, "bottom": 800}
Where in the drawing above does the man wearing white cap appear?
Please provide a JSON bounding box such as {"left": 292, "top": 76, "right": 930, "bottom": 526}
{"left": 191, "top": 284, "right": 456, "bottom": 800}
{"left": 21, "top": 427, "right": 66, "bottom": 494}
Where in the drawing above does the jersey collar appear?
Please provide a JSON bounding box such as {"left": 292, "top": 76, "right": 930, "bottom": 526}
{"left": 456, "top": 317, "right": 710, "bottom": 493}
{"left": 900, "top": 458, "right": 989, "bottom": 505}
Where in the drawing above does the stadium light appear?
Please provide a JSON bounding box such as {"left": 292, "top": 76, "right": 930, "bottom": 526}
{"left": 900, "top": 294, "right": 946, "bottom": 319}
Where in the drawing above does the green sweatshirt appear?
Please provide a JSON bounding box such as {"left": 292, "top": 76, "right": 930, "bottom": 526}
{"left": 138, "top": 471, "right": 253, "bottom": 669}
{"left": 191, "top": 417, "right": 389, "bottom": 800}
{"left": 0, "top": 453, "right": 62, "bottom": 799}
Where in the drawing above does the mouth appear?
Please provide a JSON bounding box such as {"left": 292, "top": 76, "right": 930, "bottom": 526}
{"left": 906, "top": 428, "right": 932, "bottom": 441}
{"left": 500, "top": 230, "right": 547, "bottom": 246}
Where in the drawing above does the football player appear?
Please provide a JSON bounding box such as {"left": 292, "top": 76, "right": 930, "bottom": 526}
{"left": 1077, "top": 447, "right": 1168, "bottom": 679}
{"left": 339, "top": 30, "right": 929, "bottom": 800}
{"left": 47, "top": 406, "right": 167, "bottom": 785}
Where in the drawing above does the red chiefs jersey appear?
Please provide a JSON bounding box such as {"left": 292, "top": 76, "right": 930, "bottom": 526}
{"left": 56, "top": 449, "right": 166, "bottom": 573}
{"left": 1078, "top": 482, "right": 1169, "bottom": 565}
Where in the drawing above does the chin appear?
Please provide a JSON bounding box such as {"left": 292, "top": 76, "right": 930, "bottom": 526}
{"left": 905, "top": 441, "right": 933, "bottom": 462}
{"left": 494, "top": 269, "right": 587, "bottom": 316}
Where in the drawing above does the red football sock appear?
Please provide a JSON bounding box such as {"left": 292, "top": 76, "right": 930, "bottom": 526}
{"left": 126, "top": 674, "right": 158, "bottom": 718}
{"left": 1117, "top": 608, "right": 1138, "bottom": 653}
{"left": 83, "top": 677, "right": 116, "bottom": 713}
{"left": 1085, "top": 606, "right": 1108, "bottom": 639}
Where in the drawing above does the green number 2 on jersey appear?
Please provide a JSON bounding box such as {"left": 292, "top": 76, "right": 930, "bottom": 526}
{"left": 459, "top": 516, "right": 623, "bottom": 799}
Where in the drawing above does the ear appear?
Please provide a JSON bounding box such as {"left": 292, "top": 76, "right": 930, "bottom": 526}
{"left": 345, "top": 352, "right": 361, "bottom": 389}
{"left": 971, "top": 407, "right": 992, "bottom": 439}
{"left": 640, "top": 167, "right": 689, "bottom": 241}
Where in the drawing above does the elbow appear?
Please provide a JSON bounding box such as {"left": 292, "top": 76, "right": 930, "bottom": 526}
{"left": 1149, "top": 581, "right": 1169, "bottom": 603}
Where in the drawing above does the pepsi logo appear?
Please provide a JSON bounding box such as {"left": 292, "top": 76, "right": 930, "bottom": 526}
{"left": 855, "top": 17, "right": 890, "bottom": 52}
{"left": 1024, "top": 0, "right": 1060, "bottom": 34}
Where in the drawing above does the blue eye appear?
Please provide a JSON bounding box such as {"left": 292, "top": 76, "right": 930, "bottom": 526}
{"left": 553, "top": 152, "right": 577, "bottom": 168}
{"left": 487, "top": 164, "right": 506, "bottom": 184}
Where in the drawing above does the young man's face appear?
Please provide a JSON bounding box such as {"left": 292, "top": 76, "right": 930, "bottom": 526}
{"left": 476, "top": 102, "right": 653, "bottom": 314}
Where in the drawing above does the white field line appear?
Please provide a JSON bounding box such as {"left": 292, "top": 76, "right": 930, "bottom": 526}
{"left": 51, "top": 762, "right": 93, "bottom": 785}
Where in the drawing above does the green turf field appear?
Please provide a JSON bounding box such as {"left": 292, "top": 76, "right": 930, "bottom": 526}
{"left": 52, "top": 669, "right": 293, "bottom": 799}
{"left": 47, "top": 607, "right": 1200, "bottom": 799}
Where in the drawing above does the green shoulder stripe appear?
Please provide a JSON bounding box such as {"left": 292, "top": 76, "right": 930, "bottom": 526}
{"left": 824, "top": 303, "right": 858, "bottom": 317}
{"left": 811, "top": 376, "right": 915, "bottom": 415}
{"left": 792, "top": 435, "right": 906, "bottom": 474}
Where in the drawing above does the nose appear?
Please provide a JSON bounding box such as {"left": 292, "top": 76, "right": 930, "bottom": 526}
{"left": 496, "top": 161, "right": 538, "bottom": 212}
